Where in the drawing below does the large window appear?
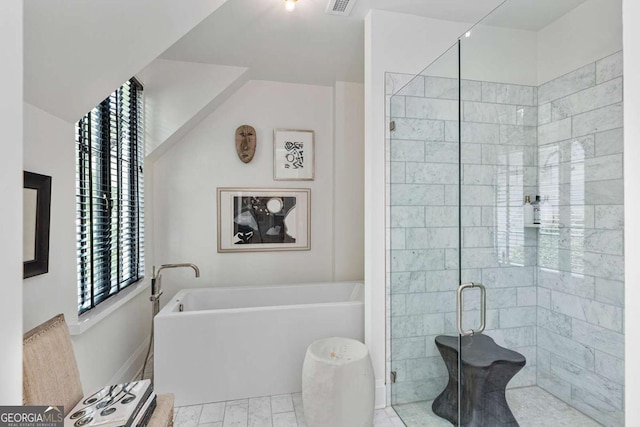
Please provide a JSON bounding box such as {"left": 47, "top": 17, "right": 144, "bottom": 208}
{"left": 75, "top": 79, "right": 144, "bottom": 315}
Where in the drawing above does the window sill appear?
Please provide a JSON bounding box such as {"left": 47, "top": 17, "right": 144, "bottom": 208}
{"left": 68, "top": 279, "right": 150, "bottom": 335}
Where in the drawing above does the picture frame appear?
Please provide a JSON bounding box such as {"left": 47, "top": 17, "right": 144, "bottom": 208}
{"left": 23, "top": 171, "right": 52, "bottom": 279}
{"left": 273, "top": 129, "right": 315, "bottom": 180}
{"left": 217, "top": 187, "right": 311, "bottom": 253}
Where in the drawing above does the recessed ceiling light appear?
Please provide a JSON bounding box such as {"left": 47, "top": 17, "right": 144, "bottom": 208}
{"left": 465, "top": 31, "right": 472, "bottom": 38}
{"left": 285, "top": 0, "right": 297, "bottom": 12}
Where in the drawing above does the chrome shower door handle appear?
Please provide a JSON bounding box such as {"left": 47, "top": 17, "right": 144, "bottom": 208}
{"left": 456, "top": 282, "right": 486, "bottom": 336}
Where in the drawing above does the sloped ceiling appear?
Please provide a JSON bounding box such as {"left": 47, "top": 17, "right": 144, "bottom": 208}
{"left": 160, "top": 0, "right": 366, "bottom": 86}
{"left": 142, "top": 60, "right": 250, "bottom": 157}
{"left": 23, "top": 0, "right": 590, "bottom": 122}
{"left": 160, "top": 0, "right": 587, "bottom": 86}
{"left": 24, "top": 0, "right": 229, "bottom": 123}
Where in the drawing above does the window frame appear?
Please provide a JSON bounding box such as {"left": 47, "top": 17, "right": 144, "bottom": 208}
{"left": 75, "top": 78, "right": 145, "bottom": 315}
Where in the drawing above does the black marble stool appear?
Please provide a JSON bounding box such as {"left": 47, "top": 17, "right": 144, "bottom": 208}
{"left": 432, "top": 334, "right": 526, "bottom": 427}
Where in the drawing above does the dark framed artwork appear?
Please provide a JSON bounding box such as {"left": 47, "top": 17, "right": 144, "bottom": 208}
{"left": 217, "top": 187, "right": 310, "bottom": 253}
{"left": 23, "top": 171, "right": 52, "bottom": 278}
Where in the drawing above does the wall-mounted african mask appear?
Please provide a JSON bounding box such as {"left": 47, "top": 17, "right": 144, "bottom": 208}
{"left": 235, "top": 125, "right": 257, "bottom": 163}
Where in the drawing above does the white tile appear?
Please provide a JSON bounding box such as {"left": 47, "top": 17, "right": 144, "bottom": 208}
{"left": 572, "top": 102, "right": 623, "bottom": 138}
{"left": 538, "top": 118, "right": 571, "bottom": 145}
{"left": 482, "top": 81, "right": 497, "bottom": 102}
{"left": 538, "top": 63, "right": 596, "bottom": 104}
{"left": 506, "top": 387, "right": 601, "bottom": 427}
{"left": 551, "top": 77, "right": 622, "bottom": 121}
{"left": 538, "top": 103, "right": 551, "bottom": 125}
{"left": 393, "top": 118, "right": 444, "bottom": 141}
{"left": 223, "top": 404, "right": 249, "bottom": 427}
{"left": 406, "top": 97, "right": 458, "bottom": 121}
{"left": 386, "top": 73, "right": 423, "bottom": 96}
{"left": 373, "top": 409, "right": 393, "bottom": 427}
{"left": 595, "top": 277, "right": 624, "bottom": 307}
{"left": 200, "top": 403, "right": 226, "bottom": 424}
{"left": 595, "top": 127, "right": 623, "bottom": 156}
{"left": 517, "top": 106, "right": 538, "bottom": 126}
{"left": 271, "top": 412, "right": 297, "bottom": 427}
{"left": 392, "top": 248, "right": 446, "bottom": 272}
{"left": 596, "top": 51, "right": 623, "bottom": 84}
{"left": 390, "top": 184, "right": 445, "bottom": 206}
{"left": 226, "top": 399, "right": 249, "bottom": 407}
{"left": 549, "top": 354, "right": 624, "bottom": 410}
{"left": 585, "top": 179, "right": 624, "bottom": 205}
{"left": 199, "top": 423, "right": 223, "bottom": 427}
{"left": 496, "top": 83, "right": 536, "bottom": 106}
{"left": 291, "top": 393, "right": 306, "bottom": 427}
{"left": 389, "top": 139, "right": 424, "bottom": 161}
{"left": 585, "top": 153, "right": 623, "bottom": 182}
{"left": 383, "top": 406, "right": 400, "bottom": 418}
{"left": 374, "top": 409, "right": 391, "bottom": 423}
{"left": 572, "top": 318, "right": 624, "bottom": 356}
{"left": 424, "top": 76, "right": 458, "bottom": 100}
{"left": 270, "top": 394, "right": 294, "bottom": 414}
{"left": 462, "top": 101, "right": 517, "bottom": 125}
{"left": 595, "top": 350, "right": 625, "bottom": 384}
{"left": 248, "top": 397, "right": 272, "bottom": 427}
{"left": 462, "top": 80, "right": 483, "bottom": 101}
{"left": 390, "top": 96, "right": 405, "bottom": 118}
{"left": 175, "top": 405, "right": 204, "bottom": 427}
{"left": 406, "top": 162, "right": 457, "bottom": 184}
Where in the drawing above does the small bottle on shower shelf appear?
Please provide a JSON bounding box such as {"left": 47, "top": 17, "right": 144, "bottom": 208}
{"left": 533, "top": 195, "right": 541, "bottom": 224}
{"left": 524, "top": 195, "right": 534, "bottom": 225}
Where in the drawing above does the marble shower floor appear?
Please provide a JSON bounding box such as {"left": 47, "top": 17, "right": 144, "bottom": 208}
{"left": 392, "top": 386, "right": 602, "bottom": 426}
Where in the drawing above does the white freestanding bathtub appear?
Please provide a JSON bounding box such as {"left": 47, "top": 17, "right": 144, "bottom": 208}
{"left": 153, "top": 282, "right": 364, "bottom": 406}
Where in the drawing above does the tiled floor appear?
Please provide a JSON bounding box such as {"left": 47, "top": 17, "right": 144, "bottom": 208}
{"left": 392, "top": 386, "right": 602, "bottom": 427}
{"left": 173, "top": 386, "right": 602, "bottom": 426}
{"left": 173, "top": 393, "right": 405, "bottom": 427}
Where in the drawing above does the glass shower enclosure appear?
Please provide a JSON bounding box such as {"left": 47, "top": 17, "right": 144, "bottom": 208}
{"left": 388, "top": 0, "right": 625, "bottom": 425}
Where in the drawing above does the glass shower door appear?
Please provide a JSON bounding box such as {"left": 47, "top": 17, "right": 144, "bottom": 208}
{"left": 388, "top": 42, "right": 462, "bottom": 426}
{"left": 454, "top": 17, "right": 539, "bottom": 423}
{"left": 456, "top": 0, "right": 625, "bottom": 425}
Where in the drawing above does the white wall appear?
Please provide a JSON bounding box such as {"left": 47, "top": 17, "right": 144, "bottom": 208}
{"left": 624, "top": 0, "right": 640, "bottom": 423}
{"left": 364, "top": 10, "right": 470, "bottom": 407}
{"left": 0, "top": 0, "right": 23, "bottom": 405}
{"left": 22, "top": 103, "right": 154, "bottom": 393}
{"left": 537, "top": 0, "right": 622, "bottom": 84}
{"left": 333, "top": 82, "right": 365, "bottom": 281}
{"left": 460, "top": 25, "right": 538, "bottom": 85}
{"left": 152, "top": 79, "right": 364, "bottom": 303}
{"left": 72, "top": 294, "right": 151, "bottom": 390}
{"left": 23, "top": 104, "right": 77, "bottom": 329}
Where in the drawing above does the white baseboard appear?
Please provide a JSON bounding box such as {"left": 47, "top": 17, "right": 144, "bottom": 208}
{"left": 108, "top": 337, "right": 151, "bottom": 385}
{"left": 375, "top": 379, "right": 387, "bottom": 409}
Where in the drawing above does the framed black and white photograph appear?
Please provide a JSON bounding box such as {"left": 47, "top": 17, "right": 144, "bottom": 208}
{"left": 273, "top": 129, "right": 314, "bottom": 180}
{"left": 24, "top": 171, "right": 52, "bottom": 278}
{"left": 217, "top": 188, "right": 311, "bottom": 253}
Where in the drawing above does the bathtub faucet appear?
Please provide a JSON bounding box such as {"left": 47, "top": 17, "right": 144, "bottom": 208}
{"left": 151, "top": 263, "right": 200, "bottom": 315}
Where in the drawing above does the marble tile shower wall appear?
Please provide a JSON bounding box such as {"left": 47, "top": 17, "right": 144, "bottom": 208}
{"left": 387, "top": 73, "right": 539, "bottom": 405}
{"left": 535, "top": 51, "right": 624, "bottom": 427}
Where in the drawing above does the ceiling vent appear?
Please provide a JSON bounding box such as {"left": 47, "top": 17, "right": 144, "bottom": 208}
{"left": 325, "top": 0, "right": 358, "bottom": 16}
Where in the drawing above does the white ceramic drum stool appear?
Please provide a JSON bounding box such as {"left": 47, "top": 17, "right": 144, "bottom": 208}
{"left": 302, "top": 337, "right": 374, "bottom": 427}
